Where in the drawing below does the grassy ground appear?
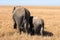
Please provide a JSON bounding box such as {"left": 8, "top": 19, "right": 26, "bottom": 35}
{"left": 0, "top": 6, "right": 60, "bottom": 40}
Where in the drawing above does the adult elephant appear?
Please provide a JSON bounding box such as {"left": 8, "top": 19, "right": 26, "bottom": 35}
{"left": 12, "top": 6, "right": 31, "bottom": 34}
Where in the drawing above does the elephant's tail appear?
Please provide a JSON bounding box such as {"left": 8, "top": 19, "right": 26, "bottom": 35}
{"left": 12, "top": 6, "right": 16, "bottom": 13}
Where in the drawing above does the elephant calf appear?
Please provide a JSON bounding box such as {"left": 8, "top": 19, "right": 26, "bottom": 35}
{"left": 30, "top": 16, "right": 44, "bottom": 35}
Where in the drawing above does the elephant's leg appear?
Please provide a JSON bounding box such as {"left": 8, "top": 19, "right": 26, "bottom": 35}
{"left": 13, "top": 16, "right": 17, "bottom": 29}
{"left": 23, "top": 20, "right": 30, "bottom": 34}
{"left": 16, "top": 17, "right": 23, "bottom": 34}
{"left": 33, "top": 27, "right": 36, "bottom": 35}
{"left": 24, "top": 20, "right": 27, "bottom": 33}
{"left": 26, "top": 22, "right": 31, "bottom": 33}
{"left": 27, "top": 24, "right": 31, "bottom": 34}
{"left": 14, "top": 22, "right": 17, "bottom": 29}
{"left": 40, "top": 27, "right": 44, "bottom": 36}
{"left": 17, "top": 22, "right": 22, "bottom": 34}
{"left": 25, "top": 16, "right": 31, "bottom": 34}
{"left": 24, "top": 23, "right": 27, "bottom": 32}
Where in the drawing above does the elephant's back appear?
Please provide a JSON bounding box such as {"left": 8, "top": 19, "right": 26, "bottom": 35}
{"left": 33, "top": 16, "right": 43, "bottom": 25}
{"left": 13, "top": 7, "right": 25, "bottom": 17}
{"left": 33, "top": 16, "right": 40, "bottom": 24}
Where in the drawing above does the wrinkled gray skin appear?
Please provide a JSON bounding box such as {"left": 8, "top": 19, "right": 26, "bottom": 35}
{"left": 12, "top": 6, "right": 30, "bottom": 34}
{"left": 31, "top": 16, "right": 44, "bottom": 35}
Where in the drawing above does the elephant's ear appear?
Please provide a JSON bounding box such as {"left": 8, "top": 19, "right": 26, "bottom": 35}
{"left": 12, "top": 6, "right": 16, "bottom": 13}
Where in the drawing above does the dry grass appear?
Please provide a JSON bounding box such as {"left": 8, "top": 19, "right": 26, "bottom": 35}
{"left": 0, "top": 6, "right": 60, "bottom": 40}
